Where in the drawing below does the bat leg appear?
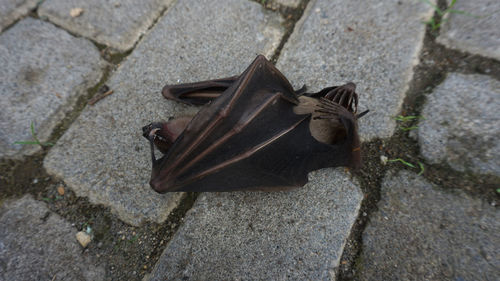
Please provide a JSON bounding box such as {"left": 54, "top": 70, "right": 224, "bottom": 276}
{"left": 162, "top": 76, "right": 239, "bottom": 105}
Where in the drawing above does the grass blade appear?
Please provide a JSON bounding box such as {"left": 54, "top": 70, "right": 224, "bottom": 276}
{"left": 388, "top": 158, "right": 416, "bottom": 168}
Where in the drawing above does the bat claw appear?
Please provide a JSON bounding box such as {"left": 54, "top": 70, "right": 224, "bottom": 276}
{"left": 322, "top": 83, "right": 359, "bottom": 114}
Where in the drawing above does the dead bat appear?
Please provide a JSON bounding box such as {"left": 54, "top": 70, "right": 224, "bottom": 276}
{"left": 142, "top": 55, "right": 368, "bottom": 192}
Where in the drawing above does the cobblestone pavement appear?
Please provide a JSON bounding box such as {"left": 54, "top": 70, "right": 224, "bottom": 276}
{"left": 1, "top": 0, "right": 498, "bottom": 280}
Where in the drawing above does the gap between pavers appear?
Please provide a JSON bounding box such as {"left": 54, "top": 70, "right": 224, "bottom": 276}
{"left": 43, "top": 0, "right": 286, "bottom": 226}
{"left": 0, "top": 18, "right": 106, "bottom": 159}
{"left": 276, "top": 0, "right": 435, "bottom": 141}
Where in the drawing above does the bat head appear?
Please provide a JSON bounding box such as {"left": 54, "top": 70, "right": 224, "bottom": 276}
{"left": 142, "top": 122, "right": 175, "bottom": 154}
{"left": 142, "top": 117, "right": 192, "bottom": 155}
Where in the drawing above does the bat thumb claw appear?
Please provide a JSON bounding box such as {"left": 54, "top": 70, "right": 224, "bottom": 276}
{"left": 356, "top": 109, "right": 369, "bottom": 119}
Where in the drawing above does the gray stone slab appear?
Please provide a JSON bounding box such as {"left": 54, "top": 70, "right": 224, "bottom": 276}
{"left": 0, "top": 195, "right": 106, "bottom": 280}
{"left": 277, "top": 0, "right": 435, "bottom": 141}
{"left": 146, "top": 169, "right": 363, "bottom": 281}
{"left": 0, "top": 0, "right": 38, "bottom": 32}
{"left": 417, "top": 73, "right": 500, "bottom": 176}
{"left": 38, "top": 0, "right": 175, "bottom": 52}
{"left": 0, "top": 18, "right": 105, "bottom": 159}
{"left": 437, "top": 0, "right": 500, "bottom": 60}
{"left": 43, "top": 0, "right": 285, "bottom": 226}
{"left": 357, "top": 170, "right": 499, "bottom": 280}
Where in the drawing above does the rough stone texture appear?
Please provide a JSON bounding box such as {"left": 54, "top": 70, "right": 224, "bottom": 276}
{"left": 438, "top": 0, "right": 500, "bottom": 61}
{"left": 357, "top": 170, "right": 499, "bottom": 281}
{"left": 274, "top": 0, "right": 301, "bottom": 9}
{"left": 38, "top": 0, "right": 175, "bottom": 52}
{"left": 418, "top": 73, "right": 500, "bottom": 176}
{"left": 146, "top": 169, "right": 362, "bottom": 281}
{"left": 0, "top": 18, "right": 105, "bottom": 159}
{"left": 277, "top": 0, "right": 435, "bottom": 141}
{"left": 0, "top": 0, "right": 38, "bottom": 32}
{"left": 0, "top": 195, "right": 106, "bottom": 280}
{"left": 44, "top": 0, "right": 285, "bottom": 226}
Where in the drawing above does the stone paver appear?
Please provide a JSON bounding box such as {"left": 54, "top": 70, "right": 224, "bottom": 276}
{"left": 277, "top": 0, "right": 435, "bottom": 141}
{"left": 417, "top": 73, "right": 500, "bottom": 176}
{"left": 44, "top": 0, "right": 285, "bottom": 226}
{"left": 38, "top": 0, "right": 175, "bottom": 52}
{"left": 357, "top": 170, "right": 499, "bottom": 280}
{"left": 0, "top": 0, "right": 38, "bottom": 32}
{"left": 0, "top": 18, "right": 105, "bottom": 159}
{"left": 0, "top": 195, "right": 105, "bottom": 280}
{"left": 146, "top": 169, "right": 362, "bottom": 281}
{"left": 438, "top": 0, "right": 500, "bottom": 61}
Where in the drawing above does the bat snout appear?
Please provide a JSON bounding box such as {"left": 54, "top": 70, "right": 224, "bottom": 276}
{"left": 142, "top": 122, "right": 164, "bottom": 139}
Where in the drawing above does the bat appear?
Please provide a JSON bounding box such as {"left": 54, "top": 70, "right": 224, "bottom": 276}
{"left": 142, "top": 55, "right": 368, "bottom": 192}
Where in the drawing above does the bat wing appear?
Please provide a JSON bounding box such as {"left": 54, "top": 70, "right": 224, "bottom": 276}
{"left": 162, "top": 76, "right": 239, "bottom": 105}
{"left": 150, "top": 55, "right": 356, "bottom": 192}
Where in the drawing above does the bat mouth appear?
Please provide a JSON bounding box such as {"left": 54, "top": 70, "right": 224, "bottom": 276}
{"left": 142, "top": 123, "right": 159, "bottom": 139}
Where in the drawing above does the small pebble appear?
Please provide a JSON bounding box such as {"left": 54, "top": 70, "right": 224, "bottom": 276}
{"left": 76, "top": 231, "right": 91, "bottom": 247}
{"left": 70, "top": 8, "right": 84, "bottom": 17}
{"left": 57, "top": 186, "right": 65, "bottom": 195}
{"left": 380, "top": 155, "right": 388, "bottom": 165}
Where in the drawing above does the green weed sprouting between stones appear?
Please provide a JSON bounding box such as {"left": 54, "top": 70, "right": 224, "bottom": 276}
{"left": 388, "top": 158, "right": 416, "bottom": 168}
{"left": 388, "top": 158, "right": 425, "bottom": 175}
{"left": 13, "top": 121, "right": 54, "bottom": 147}
{"left": 420, "top": 0, "right": 480, "bottom": 31}
{"left": 417, "top": 161, "right": 425, "bottom": 175}
{"left": 390, "top": 115, "right": 425, "bottom": 175}
{"left": 496, "top": 188, "right": 500, "bottom": 194}
{"left": 394, "top": 115, "right": 424, "bottom": 131}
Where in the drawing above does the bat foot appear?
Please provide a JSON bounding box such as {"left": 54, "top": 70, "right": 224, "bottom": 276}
{"left": 324, "top": 83, "right": 358, "bottom": 113}
{"left": 313, "top": 98, "right": 351, "bottom": 120}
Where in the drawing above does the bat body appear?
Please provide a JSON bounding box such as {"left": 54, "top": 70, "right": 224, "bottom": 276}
{"left": 143, "top": 55, "right": 366, "bottom": 192}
